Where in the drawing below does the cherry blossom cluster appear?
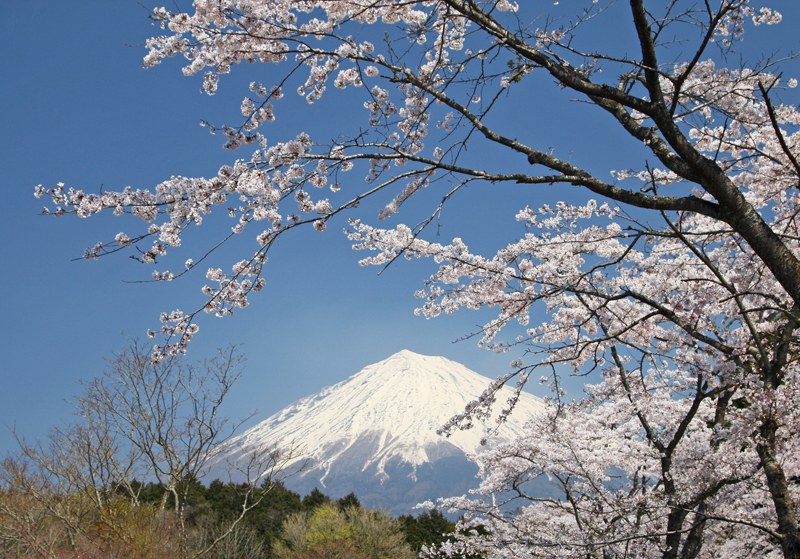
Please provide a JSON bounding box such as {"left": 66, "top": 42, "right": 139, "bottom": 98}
{"left": 714, "top": 3, "right": 782, "bottom": 46}
{"left": 422, "top": 342, "right": 800, "bottom": 557}
{"left": 146, "top": 309, "right": 200, "bottom": 360}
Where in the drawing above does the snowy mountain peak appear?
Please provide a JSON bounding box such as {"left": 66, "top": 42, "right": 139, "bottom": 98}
{"left": 231, "top": 351, "right": 546, "bottom": 492}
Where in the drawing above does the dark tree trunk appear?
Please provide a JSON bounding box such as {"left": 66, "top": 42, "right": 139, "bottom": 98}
{"left": 759, "top": 418, "right": 800, "bottom": 559}
{"left": 679, "top": 504, "right": 707, "bottom": 559}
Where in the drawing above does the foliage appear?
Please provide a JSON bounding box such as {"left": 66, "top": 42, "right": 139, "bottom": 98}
{"left": 0, "top": 454, "right": 425, "bottom": 559}
{"left": 302, "top": 488, "right": 332, "bottom": 512}
{"left": 0, "top": 469, "right": 328, "bottom": 559}
{"left": 33, "top": 0, "right": 800, "bottom": 557}
{"left": 275, "top": 503, "right": 415, "bottom": 559}
{"left": 399, "top": 509, "right": 456, "bottom": 553}
{"left": 336, "top": 493, "right": 361, "bottom": 514}
{"left": 0, "top": 480, "right": 185, "bottom": 559}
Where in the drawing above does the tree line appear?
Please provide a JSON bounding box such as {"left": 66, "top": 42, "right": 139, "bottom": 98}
{"left": 0, "top": 469, "right": 459, "bottom": 559}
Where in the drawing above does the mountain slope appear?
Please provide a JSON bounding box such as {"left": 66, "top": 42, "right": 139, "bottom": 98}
{"left": 229, "top": 350, "right": 547, "bottom": 512}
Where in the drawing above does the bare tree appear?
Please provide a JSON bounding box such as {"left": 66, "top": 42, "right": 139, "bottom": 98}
{"left": 75, "top": 342, "right": 250, "bottom": 513}
{"left": 0, "top": 458, "right": 64, "bottom": 559}
{"left": 76, "top": 340, "right": 302, "bottom": 557}
{"left": 3, "top": 341, "right": 301, "bottom": 559}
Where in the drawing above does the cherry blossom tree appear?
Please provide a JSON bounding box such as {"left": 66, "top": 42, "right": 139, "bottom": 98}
{"left": 35, "top": 0, "right": 800, "bottom": 557}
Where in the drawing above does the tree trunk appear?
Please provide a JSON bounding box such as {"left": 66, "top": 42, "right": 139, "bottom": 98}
{"left": 759, "top": 418, "right": 800, "bottom": 559}
{"left": 679, "top": 504, "right": 707, "bottom": 559}
{"left": 662, "top": 507, "right": 689, "bottom": 559}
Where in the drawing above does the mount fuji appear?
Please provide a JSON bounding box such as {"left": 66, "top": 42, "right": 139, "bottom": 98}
{"left": 228, "top": 350, "right": 548, "bottom": 514}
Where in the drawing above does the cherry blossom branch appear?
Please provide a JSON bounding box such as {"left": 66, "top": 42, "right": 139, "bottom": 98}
{"left": 759, "top": 80, "right": 800, "bottom": 181}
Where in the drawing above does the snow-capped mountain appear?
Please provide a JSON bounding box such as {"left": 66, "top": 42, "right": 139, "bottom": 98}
{"left": 229, "top": 350, "right": 548, "bottom": 513}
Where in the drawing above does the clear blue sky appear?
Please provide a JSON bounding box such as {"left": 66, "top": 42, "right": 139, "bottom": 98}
{"left": 2, "top": 1, "right": 798, "bottom": 455}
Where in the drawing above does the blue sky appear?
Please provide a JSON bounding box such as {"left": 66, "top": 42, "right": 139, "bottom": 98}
{"left": 2, "top": 1, "right": 798, "bottom": 456}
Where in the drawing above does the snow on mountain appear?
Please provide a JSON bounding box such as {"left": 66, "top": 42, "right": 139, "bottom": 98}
{"left": 227, "top": 350, "right": 547, "bottom": 512}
